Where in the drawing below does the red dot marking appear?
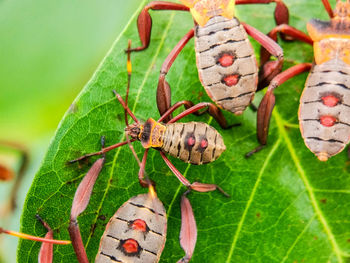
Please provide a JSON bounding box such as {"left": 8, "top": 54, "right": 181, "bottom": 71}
{"left": 320, "top": 115, "right": 337, "bottom": 127}
{"left": 223, "top": 75, "right": 239, "bottom": 86}
{"left": 123, "top": 239, "right": 139, "bottom": 254}
{"left": 187, "top": 136, "right": 195, "bottom": 146}
{"left": 321, "top": 95, "right": 339, "bottom": 107}
{"left": 218, "top": 54, "right": 234, "bottom": 67}
{"left": 200, "top": 139, "right": 208, "bottom": 149}
{"left": 131, "top": 219, "right": 147, "bottom": 232}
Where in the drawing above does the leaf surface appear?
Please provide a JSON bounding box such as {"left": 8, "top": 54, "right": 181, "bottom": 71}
{"left": 18, "top": 0, "right": 350, "bottom": 262}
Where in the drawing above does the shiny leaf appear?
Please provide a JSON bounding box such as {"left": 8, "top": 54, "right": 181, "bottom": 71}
{"left": 18, "top": 0, "right": 350, "bottom": 262}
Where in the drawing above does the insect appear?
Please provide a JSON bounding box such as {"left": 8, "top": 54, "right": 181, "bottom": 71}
{"left": 129, "top": 0, "right": 287, "bottom": 125}
{"left": 252, "top": 0, "right": 350, "bottom": 161}
{"left": 71, "top": 41, "right": 229, "bottom": 194}
{"left": 68, "top": 147, "right": 197, "bottom": 262}
{"left": 66, "top": 41, "right": 227, "bottom": 262}
{"left": 0, "top": 141, "right": 29, "bottom": 214}
{"left": 95, "top": 190, "right": 168, "bottom": 262}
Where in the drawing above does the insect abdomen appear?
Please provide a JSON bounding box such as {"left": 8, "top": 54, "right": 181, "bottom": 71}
{"left": 96, "top": 193, "right": 167, "bottom": 263}
{"left": 162, "top": 122, "right": 226, "bottom": 165}
{"left": 195, "top": 16, "right": 258, "bottom": 115}
{"left": 299, "top": 59, "right": 350, "bottom": 161}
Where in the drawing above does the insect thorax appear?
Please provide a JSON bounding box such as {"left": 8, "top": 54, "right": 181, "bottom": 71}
{"left": 308, "top": 18, "right": 350, "bottom": 66}
{"left": 126, "top": 118, "right": 166, "bottom": 149}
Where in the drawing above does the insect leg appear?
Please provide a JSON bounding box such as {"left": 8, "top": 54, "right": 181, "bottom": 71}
{"left": 69, "top": 139, "right": 135, "bottom": 163}
{"left": 322, "top": 0, "right": 334, "bottom": 18}
{"left": 129, "top": 1, "right": 189, "bottom": 52}
{"left": 246, "top": 63, "right": 312, "bottom": 157}
{"left": 259, "top": 24, "right": 312, "bottom": 75}
{"left": 168, "top": 102, "right": 239, "bottom": 129}
{"left": 158, "top": 100, "right": 232, "bottom": 124}
{"left": 36, "top": 214, "right": 54, "bottom": 263}
{"left": 0, "top": 223, "right": 70, "bottom": 245}
{"left": 177, "top": 191, "right": 197, "bottom": 263}
{"left": 1, "top": 215, "right": 71, "bottom": 263}
{"left": 159, "top": 152, "right": 229, "bottom": 196}
{"left": 68, "top": 137, "right": 106, "bottom": 263}
{"left": 137, "top": 148, "right": 156, "bottom": 188}
{"left": 235, "top": 0, "right": 289, "bottom": 38}
{"left": 157, "top": 29, "right": 194, "bottom": 122}
{"left": 242, "top": 22, "right": 284, "bottom": 90}
{"left": 158, "top": 100, "right": 195, "bottom": 122}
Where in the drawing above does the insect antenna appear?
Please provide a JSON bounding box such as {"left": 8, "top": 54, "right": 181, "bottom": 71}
{"left": 125, "top": 39, "right": 132, "bottom": 127}
{"left": 72, "top": 41, "right": 152, "bottom": 187}
{"left": 113, "top": 91, "right": 139, "bottom": 124}
{"left": 0, "top": 222, "right": 71, "bottom": 245}
{"left": 70, "top": 58, "right": 140, "bottom": 164}
{"left": 122, "top": 40, "right": 152, "bottom": 187}
{"left": 122, "top": 40, "right": 142, "bottom": 166}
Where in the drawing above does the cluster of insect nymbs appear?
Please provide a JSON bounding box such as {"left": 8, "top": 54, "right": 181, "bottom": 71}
{"left": 11, "top": 0, "right": 350, "bottom": 262}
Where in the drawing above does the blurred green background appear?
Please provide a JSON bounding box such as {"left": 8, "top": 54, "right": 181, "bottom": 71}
{"left": 0, "top": 0, "right": 139, "bottom": 261}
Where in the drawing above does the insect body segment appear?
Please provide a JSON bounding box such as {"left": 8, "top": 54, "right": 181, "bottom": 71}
{"left": 180, "top": 0, "right": 235, "bottom": 27}
{"left": 195, "top": 16, "right": 258, "bottom": 115}
{"left": 96, "top": 193, "right": 167, "bottom": 263}
{"left": 163, "top": 122, "right": 225, "bottom": 164}
{"left": 308, "top": 19, "right": 350, "bottom": 66}
{"left": 133, "top": 118, "right": 166, "bottom": 149}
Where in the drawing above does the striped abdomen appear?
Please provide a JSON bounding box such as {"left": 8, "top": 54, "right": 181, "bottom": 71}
{"left": 96, "top": 193, "right": 167, "bottom": 263}
{"left": 195, "top": 16, "right": 258, "bottom": 115}
{"left": 161, "top": 122, "right": 226, "bottom": 165}
{"left": 299, "top": 59, "right": 350, "bottom": 161}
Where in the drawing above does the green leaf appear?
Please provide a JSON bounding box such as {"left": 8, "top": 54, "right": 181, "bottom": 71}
{"left": 18, "top": 0, "right": 350, "bottom": 262}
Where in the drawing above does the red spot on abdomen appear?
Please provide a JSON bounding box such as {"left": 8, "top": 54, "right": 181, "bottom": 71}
{"left": 122, "top": 239, "right": 139, "bottom": 254}
{"left": 320, "top": 115, "right": 337, "bottom": 127}
{"left": 187, "top": 136, "right": 195, "bottom": 146}
{"left": 223, "top": 74, "right": 240, "bottom": 86}
{"left": 321, "top": 95, "right": 339, "bottom": 107}
{"left": 131, "top": 219, "right": 147, "bottom": 232}
{"left": 200, "top": 139, "right": 208, "bottom": 149}
{"left": 218, "top": 54, "right": 235, "bottom": 67}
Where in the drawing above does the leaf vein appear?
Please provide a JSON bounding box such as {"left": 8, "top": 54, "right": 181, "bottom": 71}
{"left": 273, "top": 107, "right": 345, "bottom": 263}
{"left": 280, "top": 214, "right": 316, "bottom": 263}
{"left": 225, "top": 138, "right": 282, "bottom": 262}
